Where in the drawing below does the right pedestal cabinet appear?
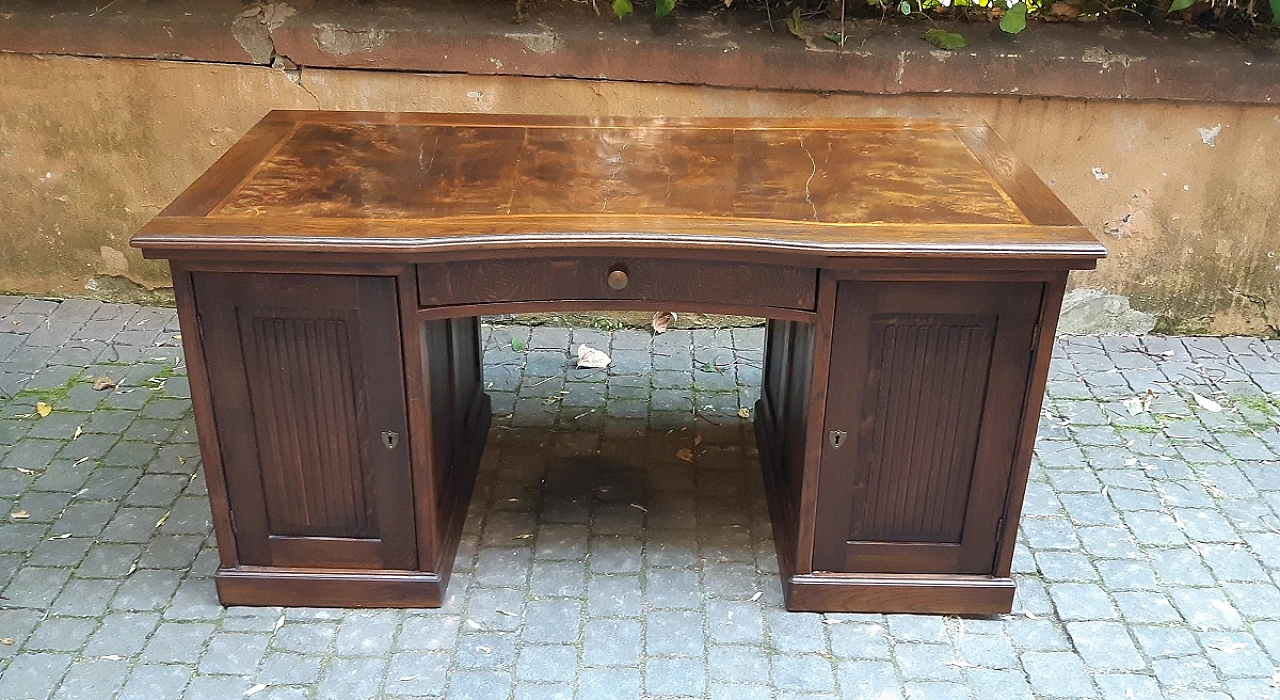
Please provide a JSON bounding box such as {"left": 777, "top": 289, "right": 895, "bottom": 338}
{"left": 760, "top": 273, "right": 1065, "bottom": 614}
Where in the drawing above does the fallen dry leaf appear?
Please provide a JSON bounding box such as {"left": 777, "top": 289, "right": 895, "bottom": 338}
{"left": 73, "top": 426, "right": 82, "bottom": 439}
{"left": 1191, "top": 391, "right": 1223, "bottom": 413}
{"left": 577, "top": 344, "right": 611, "bottom": 369}
{"left": 1121, "top": 397, "right": 1146, "bottom": 416}
{"left": 0, "top": 638, "right": 12, "bottom": 646}
{"left": 651, "top": 311, "right": 677, "bottom": 334}
{"left": 737, "top": 407, "right": 751, "bottom": 419}
{"left": 92, "top": 375, "right": 116, "bottom": 391}
{"left": 10, "top": 511, "right": 30, "bottom": 520}
{"left": 675, "top": 448, "right": 694, "bottom": 463}
{"left": 35, "top": 402, "right": 51, "bottom": 418}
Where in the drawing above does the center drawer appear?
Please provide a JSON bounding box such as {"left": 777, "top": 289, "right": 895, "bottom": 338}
{"left": 417, "top": 257, "right": 817, "bottom": 312}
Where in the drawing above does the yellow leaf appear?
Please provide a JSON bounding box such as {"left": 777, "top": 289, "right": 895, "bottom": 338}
{"left": 737, "top": 407, "right": 751, "bottom": 419}
{"left": 10, "top": 511, "right": 30, "bottom": 520}
{"left": 0, "top": 638, "right": 12, "bottom": 646}
{"left": 35, "top": 402, "right": 51, "bottom": 418}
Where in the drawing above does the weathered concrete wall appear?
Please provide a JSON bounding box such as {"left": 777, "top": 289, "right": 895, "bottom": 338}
{"left": 1, "top": 52, "right": 1277, "bottom": 333}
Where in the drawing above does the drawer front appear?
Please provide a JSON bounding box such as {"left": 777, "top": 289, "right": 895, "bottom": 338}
{"left": 417, "top": 257, "right": 817, "bottom": 311}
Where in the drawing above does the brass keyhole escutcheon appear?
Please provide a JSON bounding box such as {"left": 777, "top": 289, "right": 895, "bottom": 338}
{"left": 382, "top": 431, "right": 399, "bottom": 450}
{"left": 828, "top": 430, "right": 847, "bottom": 449}
{"left": 607, "top": 265, "right": 629, "bottom": 290}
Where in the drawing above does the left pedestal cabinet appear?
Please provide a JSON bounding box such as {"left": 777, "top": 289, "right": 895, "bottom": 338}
{"left": 177, "top": 268, "right": 487, "bottom": 607}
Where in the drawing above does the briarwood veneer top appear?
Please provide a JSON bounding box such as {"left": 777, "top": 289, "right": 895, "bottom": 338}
{"left": 132, "top": 111, "right": 1104, "bottom": 265}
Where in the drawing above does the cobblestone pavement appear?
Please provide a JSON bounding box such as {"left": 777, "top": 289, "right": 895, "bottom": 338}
{"left": 0, "top": 296, "right": 1278, "bottom": 700}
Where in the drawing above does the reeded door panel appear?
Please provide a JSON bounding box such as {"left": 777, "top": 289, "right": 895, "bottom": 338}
{"left": 195, "top": 273, "right": 416, "bottom": 571}
{"left": 813, "top": 281, "right": 1042, "bottom": 574}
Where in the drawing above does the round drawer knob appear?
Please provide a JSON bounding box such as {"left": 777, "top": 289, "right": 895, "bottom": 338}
{"left": 607, "top": 269, "right": 629, "bottom": 290}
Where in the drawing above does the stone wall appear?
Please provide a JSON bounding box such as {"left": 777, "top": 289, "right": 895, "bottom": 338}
{"left": 1, "top": 3, "right": 1277, "bottom": 334}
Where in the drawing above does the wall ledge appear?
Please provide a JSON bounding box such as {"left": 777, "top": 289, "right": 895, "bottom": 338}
{"left": 1, "top": 0, "right": 1278, "bottom": 104}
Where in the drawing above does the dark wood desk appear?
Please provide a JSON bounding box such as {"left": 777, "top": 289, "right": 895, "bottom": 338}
{"left": 131, "top": 111, "right": 1105, "bottom": 614}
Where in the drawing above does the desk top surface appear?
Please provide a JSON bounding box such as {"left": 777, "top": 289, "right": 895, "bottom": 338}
{"left": 133, "top": 111, "right": 1104, "bottom": 265}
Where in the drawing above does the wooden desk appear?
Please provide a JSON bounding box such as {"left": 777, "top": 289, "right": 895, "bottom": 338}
{"left": 131, "top": 111, "right": 1105, "bottom": 614}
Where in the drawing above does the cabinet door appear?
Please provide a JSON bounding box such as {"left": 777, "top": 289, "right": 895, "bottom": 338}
{"left": 813, "top": 281, "right": 1042, "bottom": 575}
{"left": 195, "top": 272, "right": 416, "bottom": 571}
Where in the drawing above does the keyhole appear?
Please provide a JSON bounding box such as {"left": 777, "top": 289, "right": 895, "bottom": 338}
{"left": 381, "top": 431, "right": 399, "bottom": 450}
{"left": 828, "top": 430, "right": 847, "bottom": 449}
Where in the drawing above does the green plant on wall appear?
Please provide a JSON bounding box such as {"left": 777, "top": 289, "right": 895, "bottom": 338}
{"left": 607, "top": 0, "right": 1279, "bottom": 49}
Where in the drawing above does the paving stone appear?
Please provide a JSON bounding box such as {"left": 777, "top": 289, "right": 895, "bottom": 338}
{"left": 0, "top": 652, "right": 73, "bottom": 700}
{"left": 583, "top": 618, "right": 642, "bottom": 667}
{"left": 645, "top": 656, "right": 706, "bottom": 697}
{"left": 111, "top": 569, "right": 182, "bottom": 611}
{"left": 580, "top": 667, "right": 641, "bottom": 700}
{"left": 1049, "top": 582, "right": 1119, "bottom": 620}
{"left": 587, "top": 574, "right": 643, "bottom": 617}
{"left": 52, "top": 657, "right": 129, "bottom": 700}
{"left": 49, "top": 577, "right": 121, "bottom": 616}
{"left": 1153, "top": 654, "right": 1219, "bottom": 690}
{"left": 25, "top": 617, "right": 99, "bottom": 652}
{"left": 1022, "top": 651, "right": 1099, "bottom": 698}
{"left": 115, "top": 664, "right": 193, "bottom": 700}
{"left": 316, "top": 657, "right": 387, "bottom": 700}
{"left": 141, "top": 622, "right": 216, "bottom": 663}
{"left": 197, "top": 631, "right": 269, "bottom": 675}
{"left": 646, "top": 609, "right": 705, "bottom": 656}
{"left": 1169, "top": 588, "right": 1245, "bottom": 630}
{"left": 706, "top": 599, "right": 764, "bottom": 644}
{"left": 1066, "top": 621, "right": 1147, "bottom": 671}
{"left": 83, "top": 612, "right": 160, "bottom": 657}
{"left": 828, "top": 622, "right": 892, "bottom": 659}
{"left": 1094, "top": 673, "right": 1162, "bottom": 700}
{"left": 771, "top": 654, "right": 836, "bottom": 693}
{"left": 1113, "top": 591, "right": 1184, "bottom": 623}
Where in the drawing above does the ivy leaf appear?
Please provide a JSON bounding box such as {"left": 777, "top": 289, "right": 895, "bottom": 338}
{"left": 612, "top": 0, "right": 634, "bottom": 19}
{"left": 1168, "top": 0, "right": 1194, "bottom": 11}
{"left": 823, "top": 31, "right": 850, "bottom": 46}
{"left": 923, "top": 28, "right": 968, "bottom": 50}
{"left": 1271, "top": 0, "right": 1280, "bottom": 23}
{"left": 786, "top": 7, "right": 808, "bottom": 40}
{"left": 655, "top": 0, "right": 676, "bottom": 17}
{"left": 1000, "top": 1, "right": 1028, "bottom": 33}
{"left": 899, "top": 0, "right": 912, "bottom": 14}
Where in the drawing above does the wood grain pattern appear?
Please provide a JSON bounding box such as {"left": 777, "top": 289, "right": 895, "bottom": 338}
{"left": 218, "top": 121, "right": 1020, "bottom": 225}
{"left": 244, "top": 315, "right": 374, "bottom": 539}
{"left": 132, "top": 112, "right": 1106, "bottom": 267}
{"left": 849, "top": 316, "right": 994, "bottom": 544}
